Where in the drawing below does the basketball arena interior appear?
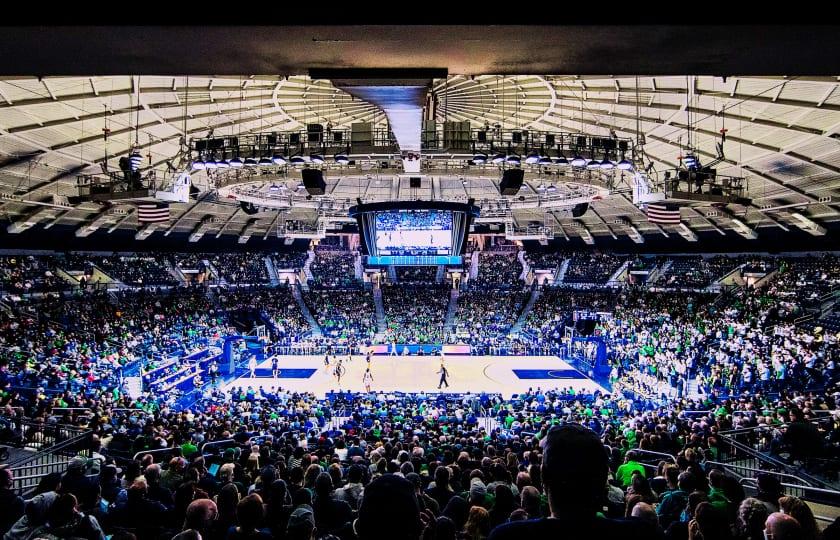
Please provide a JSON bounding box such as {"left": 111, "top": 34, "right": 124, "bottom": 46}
{"left": 1, "top": 23, "right": 840, "bottom": 540}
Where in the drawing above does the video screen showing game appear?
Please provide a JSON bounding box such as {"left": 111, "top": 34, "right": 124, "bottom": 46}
{"left": 374, "top": 210, "right": 453, "bottom": 257}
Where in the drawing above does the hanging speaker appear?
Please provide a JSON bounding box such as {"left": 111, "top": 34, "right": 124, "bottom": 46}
{"left": 571, "top": 202, "right": 589, "bottom": 218}
{"left": 498, "top": 169, "right": 525, "bottom": 196}
{"left": 301, "top": 169, "right": 326, "bottom": 195}
{"left": 409, "top": 177, "right": 421, "bottom": 188}
{"left": 240, "top": 201, "right": 259, "bottom": 215}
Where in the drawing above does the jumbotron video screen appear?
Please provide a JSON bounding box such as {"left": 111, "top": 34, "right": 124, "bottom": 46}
{"left": 374, "top": 210, "right": 453, "bottom": 257}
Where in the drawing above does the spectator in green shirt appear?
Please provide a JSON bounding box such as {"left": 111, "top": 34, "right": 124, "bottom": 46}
{"left": 615, "top": 451, "right": 646, "bottom": 487}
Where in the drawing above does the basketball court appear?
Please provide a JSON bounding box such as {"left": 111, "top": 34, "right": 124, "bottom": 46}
{"left": 223, "top": 355, "right": 607, "bottom": 398}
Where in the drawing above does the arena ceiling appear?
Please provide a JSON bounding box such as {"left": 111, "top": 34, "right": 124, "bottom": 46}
{"left": 0, "top": 24, "right": 839, "bottom": 244}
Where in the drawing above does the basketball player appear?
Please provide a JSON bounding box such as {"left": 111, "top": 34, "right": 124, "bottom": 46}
{"left": 362, "top": 367, "right": 374, "bottom": 392}
{"left": 271, "top": 356, "right": 279, "bottom": 379}
{"left": 324, "top": 354, "right": 331, "bottom": 372}
{"left": 334, "top": 359, "right": 343, "bottom": 385}
{"left": 366, "top": 350, "right": 372, "bottom": 367}
{"left": 248, "top": 355, "right": 258, "bottom": 378}
{"left": 437, "top": 362, "right": 450, "bottom": 389}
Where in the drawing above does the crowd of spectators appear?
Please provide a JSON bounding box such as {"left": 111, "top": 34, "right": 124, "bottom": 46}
{"left": 208, "top": 254, "right": 271, "bottom": 284}
{"left": 381, "top": 284, "right": 450, "bottom": 344}
{"left": 310, "top": 252, "right": 361, "bottom": 290}
{"left": 2, "top": 248, "right": 840, "bottom": 540}
{"left": 454, "top": 289, "right": 528, "bottom": 349}
{"left": 217, "top": 285, "right": 309, "bottom": 343}
{"left": 303, "top": 290, "right": 376, "bottom": 341}
{"left": 395, "top": 266, "right": 439, "bottom": 284}
{"left": 92, "top": 255, "right": 178, "bottom": 287}
{"left": 0, "top": 255, "right": 66, "bottom": 294}
{"left": 472, "top": 253, "right": 522, "bottom": 288}
{"left": 270, "top": 252, "right": 308, "bottom": 271}
{"left": 564, "top": 252, "right": 627, "bottom": 284}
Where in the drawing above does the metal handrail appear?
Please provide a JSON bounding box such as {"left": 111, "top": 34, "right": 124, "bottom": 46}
{"left": 705, "top": 461, "right": 814, "bottom": 487}
{"left": 198, "top": 438, "right": 237, "bottom": 455}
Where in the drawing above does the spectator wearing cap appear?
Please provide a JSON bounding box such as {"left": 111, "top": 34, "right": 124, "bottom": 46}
{"left": 0, "top": 468, "right": 25, "bottom": 535}
{"left": 286, "top": 504, "right": 316, "bottom": 540}
{"left": 4, "top": 490, "right": 58, "bottom": 540}
{"left": 60, "top": 456, "right": 97, "bottom": 507}
{"left": 355, "top": 475, "right": 422, "bottom": 540}
{"left": 488, "top": 424, "right": 660, "bottom": 540}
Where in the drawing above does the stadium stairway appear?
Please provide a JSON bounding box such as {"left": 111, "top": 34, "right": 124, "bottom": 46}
{"left": 264, "top": 256, "right": 280, "bottom": 286}
{"left": 510, "top": 285, "right": 541, "bottom": 335}
{"left": 301, "top": 250, "right": 316, "bottom": 291}
{"left": 373, "top": 288, "right": 387, "bottom": 335}
{"left": 124, "top": 376, "right": 143, "bottom": 400}
{"left": 164, "top": 258, "right": 188, "bottom": 285}
{"left": 647, "top": 258, "right": 673, "bottom": 284}
{"left": 556, "top": 258, "right": 571, "bottom": 283}
{"left": 435, "top": 265, "right": 445, "bottom": 283}
{"left": 204, "top": 259, "right": 226, "bottom": 285}
{"left": 354, "top": 252, "right": 363, "bottom": 280}
{"left": 387, "top": 265, "right": 397, "bottom": 282}
{"left": 607, "top": 259, "right": 630, "bottom": 286}
{"left": 444, "top": 288, "right": 460, "bottom": 333}
{"left": 517, "top": 251, "right": 530, "bottom": 281}
{"left": 292, "top": 283, "right": 322, "bottom": 337}
{"left": 470, "top": 252, "right": 480, "bottom": 279}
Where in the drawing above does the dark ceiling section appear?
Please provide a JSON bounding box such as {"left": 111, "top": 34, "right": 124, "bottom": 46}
{"left": 0, "top": 225, "right": 310, "bottom": 253}
{"left": 2, "top": 26, "right": 840, "bottom": 75}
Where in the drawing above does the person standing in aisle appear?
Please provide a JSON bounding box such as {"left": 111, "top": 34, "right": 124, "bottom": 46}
{"left": 248, "top": 355, "right": 258, "bottom": 378}
{"left": 271, "top": 356, "right": 279, "bottom": 379}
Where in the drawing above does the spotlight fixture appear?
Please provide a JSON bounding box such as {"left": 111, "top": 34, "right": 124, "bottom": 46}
{"left": 461, "top": 178, "right": 468, "bottom": 186}
{"left": 129, "top": 151, "right": 143, "bottom": 171}
{"left": 472, "top": 153, "right": 488, "bottom": 164}
{"left": 525, "top": 152, "right": 540, "bottom": 165}
{"left": 272, "top": 154, "right": 287, "bottom": 166}
{"left": 204, "top": 160, "right": 218, "bottom": 170}
{"left": 258, "top": 157, "right": 273, "bottom": 166}
{"left": 290, "top": 155, "right": 306, "bottom": 165}
{"left": 216, "top": 160, "right": 230, "bottom": 169}
{"left": 554, "top": 154, "right": 569, "bottom": 166}
{"left": 244, "top": 158, "right": 258, "bottom": 167}
{"left": 229, "top": 157, "right": 244, "bottom": 168}
{"left": 600, "top": 158, "right": 615, "bottom": 170}
{"left": 334, "top": 154, "right": 349, "bottom": 165}
{"left": 191, "top": 160, "right": 206, "bottom": 171}
{"left": 310, "top": 154, "right": 325, "bottom": 164}
{"left": 617, "top": 158, "right": 634, "bottom": 171}
{"left": 296, "top": 182, "right": 305, "bottom": 190}
{"left": 269, "top": 184, "right": 281, "bottom": 192}
{"left": 546, "top": 185, "right": 557, "bottom": 192}
{"left": 586, "top": 159, "right": 600, "bottom": 170}
{"left": 571, "top": 154, "right": 587, "bottom": 167}
{"left": 539, "top": 156, "right": 553, "bottom": 165}
{"left": 506, "top": 153, "right": 521, "bottom": 165}
{"left": 491, "top": 153, "right": 506, "bottom": 164}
